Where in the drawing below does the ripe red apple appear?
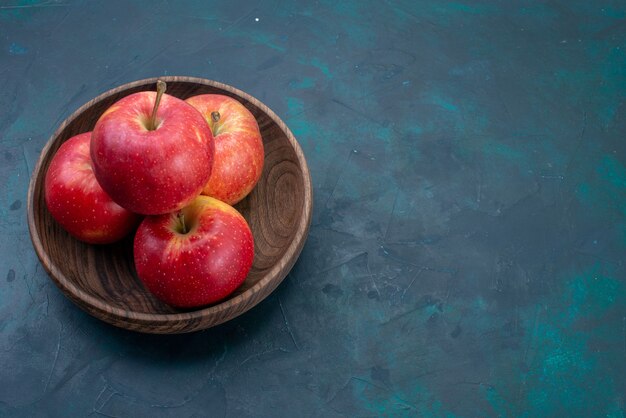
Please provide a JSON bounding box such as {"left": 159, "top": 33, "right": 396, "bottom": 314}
{"left": 91, "top": 81, "right": 214, "bottom": 215}
{"left": 134, "top": 195, "right": 254, "bottom": 308}
{"left": 44, "top": 132, "right": 140, "bottom": 244}
{"left": 185, "top": 94, "right": 264, "bottom": 205}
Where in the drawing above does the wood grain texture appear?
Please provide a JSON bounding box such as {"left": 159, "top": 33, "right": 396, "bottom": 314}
{"left": 27, "top": 76, "right": 312, "bottom": 334}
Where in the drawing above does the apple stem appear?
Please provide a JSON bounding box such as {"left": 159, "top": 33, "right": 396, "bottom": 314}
{"left": 149, "top": 80, "right": 167, "bottom": 130}
{"left": 211, "top": 111, "right": 220, "bottom": 123}
{"left": 177, "top": 211, "right": 187, "bottom": 234}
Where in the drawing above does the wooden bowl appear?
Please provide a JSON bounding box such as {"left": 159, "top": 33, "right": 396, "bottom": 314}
{"left": 27, "top": 76, "right": 312, "bottom": 334}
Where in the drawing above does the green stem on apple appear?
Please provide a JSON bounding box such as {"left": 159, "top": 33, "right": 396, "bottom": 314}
{"left": 177, "top": 211, "right": 187, "bottom": 234}
{"left": 148, "top": 80, "right": 167, "bottom": 131}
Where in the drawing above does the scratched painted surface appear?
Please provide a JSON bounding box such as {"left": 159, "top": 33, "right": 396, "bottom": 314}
{"left": 1, "top": 0, "right": 625, "bottom": 416}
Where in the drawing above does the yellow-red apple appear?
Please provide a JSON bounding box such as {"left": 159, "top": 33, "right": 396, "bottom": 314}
{"left": 133, "top": 195, "right": 254, "bottom": 308}
{"left": 185, "top": 94, "right": 263, "bottom": 205}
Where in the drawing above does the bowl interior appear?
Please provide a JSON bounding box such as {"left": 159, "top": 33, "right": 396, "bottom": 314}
{"left": 30, "top": 79, "right": 307, "bottom": 317}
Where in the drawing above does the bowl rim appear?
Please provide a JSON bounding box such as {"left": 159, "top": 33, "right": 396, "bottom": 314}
{"left": 27, "top": 76, "right": 312, "bottom": 326}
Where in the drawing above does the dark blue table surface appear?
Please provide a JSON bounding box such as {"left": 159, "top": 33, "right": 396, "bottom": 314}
{"left": 1, "top": 0, "right": 625, "bottom": 416}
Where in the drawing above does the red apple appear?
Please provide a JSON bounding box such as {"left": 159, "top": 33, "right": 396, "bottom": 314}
{"left": 185, "top": 94, "right": 264, "bottom": 205}
{"left": 134, "top": 195, "right": 254, "bottom": 308}
{"left": 91, "top": 81, "right": 214, "bottom": 215}
{"left": 44, "top": 132, "right": 140, "bottom": 244}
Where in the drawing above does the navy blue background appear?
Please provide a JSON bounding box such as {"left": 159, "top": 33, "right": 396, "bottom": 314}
{"left": 1, "top": 1, "right": 625, "bottom": 416}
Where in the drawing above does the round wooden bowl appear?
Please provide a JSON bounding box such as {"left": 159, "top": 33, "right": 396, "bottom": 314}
{"left": 27, "top": 76, "right": 312, "bottom": 334}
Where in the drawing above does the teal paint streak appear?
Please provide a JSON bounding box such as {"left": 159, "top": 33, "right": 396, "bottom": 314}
{"left": 485, "top": 265, "right": 626, "bottom": 417}
{"left": 482, "top": 141, "right": 525, "bottom": 161}
{"left": 298, "top": 57, "right": 332, "bottom": 79}
{"left": 575, "top": 182, "right": 591, "bottom": 204}
{"left": 289, "top": 77, "right": 315, "bottom": 90}
{"left": 517, "top": 3, "right": 559, "bottom": 20}
{"left": 375, "top": 126, "right": 393, "bottom": 144}
{"left": 311, "top": 57, "right": 332, "bottom": 79}
{"left": 9, "top": 42, "right": 27, "bottom": 55}
{"left": 598, "top": 155, "right": 626, "bottom": 190}
{"left": 443, "top": 1, "right": 495, "bottom": 15}
{"left": 431, "top": 95, "right": 458, "bottom": 112}
{"left": 596, "top": 155, "right": 626, "bottom": 244}
{"left": 522, "top": 325, "right": 596, "bottom": 414}
{"left": 284, "top": 115, "right": 333, "bottom": 164}
{"left": 0, "top": 0, "right": 42, "bottom": 20}
{"left": 576, "top": 154, "right": 626, "bottom": 221}
{"left": 287, "top": 118, "right": 312, "bottom": 139}
{"left": 393, "top": 0, "right": 498, "bottom": 20}
{"left": 286, "top": 97, "right": 305, "bottom": 115}
{"left": 5, "top": 117, "right": 30, "bottom": 139}
{"left": 550, "top": 46, "right": 626, "bottom": 128}
{"left": 568, "top": 271, "right": 621, "bottom": 318}
{"left": 378, "top": 2, "right": 413, "bottom": 26}
{"left": 414, "top": 88, "right": 490, "bottom": 141}
{"left": 599, "top": 46, "right": 626, "bottom": 127}
{"left": 220, "top": 27, "right": 286, "bottom": 52}
{"left": 284, "top": 101, "right": 316, "bottom": 155}
{"left": 249, "top": 31, "right": 286, "bottom": 52}
{"left": 406, "top": 125, "right": 423, "bottom": 136}
{"left": 601, "top": 7, "right": 626, "bottom": 19}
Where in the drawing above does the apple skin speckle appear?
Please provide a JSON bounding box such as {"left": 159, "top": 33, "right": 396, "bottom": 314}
{"left": 91, "top": 91, "right": 215, "bottom": 215}
{"left": 186, "top": 94, "right": 263, "bottom": 205}
{"left": 134, "top": 195, "right": 254, "bottom": 308}
{"left": 44, "top": 132, "right": 140, "bottom": 244}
